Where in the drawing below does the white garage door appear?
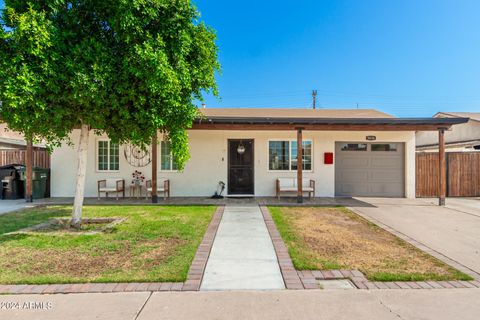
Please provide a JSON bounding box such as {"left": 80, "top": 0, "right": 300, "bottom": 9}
{"left": 335, "top": 142, "right": 405, "bottom": 197}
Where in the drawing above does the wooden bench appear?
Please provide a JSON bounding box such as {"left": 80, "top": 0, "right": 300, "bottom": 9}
{"left": 146, "top": 178, "right": 170, "bottom": 200}
{"left": 276, "top": 178, "right": 315, "bottom": 199}
{"left": 98, "top": 178, "right": 125, "bottom": 200}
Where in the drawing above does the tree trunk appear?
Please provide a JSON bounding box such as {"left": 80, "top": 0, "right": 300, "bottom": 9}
{"left": 25, "top": 140, "right": 33, "bottom": 202}
{"left": 71, "top": 124, "right": 89, "bottom": 228}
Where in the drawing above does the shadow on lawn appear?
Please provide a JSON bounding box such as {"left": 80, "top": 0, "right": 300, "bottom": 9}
{"left": 0, "top": 206, "right": 71, "bottom": 235}
{"left": 0, "top": 233, "right": 30, "bottom": 244}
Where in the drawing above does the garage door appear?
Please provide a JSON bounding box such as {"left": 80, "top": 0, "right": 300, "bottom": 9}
{"left": 335, "top": 142, "right": 405, "bottom": 197}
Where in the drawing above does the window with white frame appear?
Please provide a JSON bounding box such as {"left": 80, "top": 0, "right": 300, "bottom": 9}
{"left": 160, "top": 141, "right": 178, "bottom": 171}
{"left": 268, "top": 140, "right": 312, "bottom": 171}
{"left": 97, "top": 140, "right": 119, "bottom": 171}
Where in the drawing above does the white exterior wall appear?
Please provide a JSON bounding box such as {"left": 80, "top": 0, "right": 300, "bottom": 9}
{"left": 51, "top": 129, "right": 416, "bottom": 198}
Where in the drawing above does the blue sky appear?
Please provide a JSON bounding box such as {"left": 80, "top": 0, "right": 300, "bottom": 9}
{"left": 2, "top": 1, "right": 480, "bottom": 117}
{"left": 195, "top": 0, "right": 480, "bottom": 117}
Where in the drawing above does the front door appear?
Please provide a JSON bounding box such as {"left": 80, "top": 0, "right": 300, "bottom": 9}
{"left": 228, "top": 139, "right": 254, "bottom": 195}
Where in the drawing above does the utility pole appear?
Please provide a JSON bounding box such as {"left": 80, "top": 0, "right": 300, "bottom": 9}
{"left": 312, "top": 90, "right": 317, "bottom": 109}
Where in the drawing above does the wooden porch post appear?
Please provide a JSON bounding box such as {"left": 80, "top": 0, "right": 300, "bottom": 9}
{"left": 25, "top": 140, "right": 33, "bottom": 202}
{"left": 297, "top": 128, "right": 303, "bottom": 203}
{"left": 438, "top": 128, "right": 446, "bottom": 206}
{"left": 151, "top": 133, "right": 158, "bottom": 203}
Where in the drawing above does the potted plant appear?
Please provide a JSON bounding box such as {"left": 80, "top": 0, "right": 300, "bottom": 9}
{"left": 131, "top": 170, "right": 145, "bottom": 186}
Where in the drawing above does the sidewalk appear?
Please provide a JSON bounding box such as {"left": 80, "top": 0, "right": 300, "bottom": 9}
{"left": 1, "top": 289, "right": 480, "bottom": 320}
{"left": 200, "top": 206, "right": 284, "bottom": 290}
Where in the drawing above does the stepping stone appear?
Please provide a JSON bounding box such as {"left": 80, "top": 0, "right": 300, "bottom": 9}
{"left": 318, "top": 279, "right": 356, "bottom": 290}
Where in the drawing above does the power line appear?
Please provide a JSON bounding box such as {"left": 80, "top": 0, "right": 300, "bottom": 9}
{"left": 215, "top": 89, "right": 480, "bottom": 104}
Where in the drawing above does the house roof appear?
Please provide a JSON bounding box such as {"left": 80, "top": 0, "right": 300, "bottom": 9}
{"left": 434, "top": 112, "right": 480, "bottom": 122}
{"left": 0, "top": 137, "right": 46, "bottom": 149}
{"left": 416, "top": 139, "right": 480, "bottom": 151}
{"left": 0, "top": 124, "right": 46, "bottom": 148}
{"left": 200, "top": 108, "right": 394, "bottom": 119}
{"left": 194, "top": 108, "right": 469, "bottom": 131}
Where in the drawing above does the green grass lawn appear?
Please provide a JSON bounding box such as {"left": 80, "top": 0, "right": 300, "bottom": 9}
{"left": 269, "top": 206, "right": 472, "bottom": 282}
{"left": 0, "top": 205, "right": 216, "bottom": 284}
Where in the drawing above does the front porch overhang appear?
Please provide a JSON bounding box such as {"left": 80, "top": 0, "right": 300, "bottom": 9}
{"left": 191, "top": 115, "right": 469, "bottom": 205}
{"left": 191, "top": 117, "right": 469, "bottom": 131}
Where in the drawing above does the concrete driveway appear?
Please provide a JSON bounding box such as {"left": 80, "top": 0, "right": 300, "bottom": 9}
{"left": 0, "top": 199, "right": 34, "bottom": 216}
{"left": 350, "top": 197, "right": 480, "bottom": 276}
{"left": 424, "top": 197, "right": 480, "bottom": 218}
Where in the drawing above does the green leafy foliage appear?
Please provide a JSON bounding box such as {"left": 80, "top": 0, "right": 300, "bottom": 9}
{"left": 0, "top": 0, "right": 220, "bottom": 168}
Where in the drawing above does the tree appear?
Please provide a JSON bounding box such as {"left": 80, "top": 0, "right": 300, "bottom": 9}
{"left": 0, "top": 0, "right": 219, "bottom": 227}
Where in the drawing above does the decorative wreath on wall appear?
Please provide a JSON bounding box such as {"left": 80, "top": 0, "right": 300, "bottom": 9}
{"left": 124, "top": 144, "right": 152, "bottom": 167}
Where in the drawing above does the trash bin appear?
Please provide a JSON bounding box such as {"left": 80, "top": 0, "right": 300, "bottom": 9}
{"left": 0, "top": 164, "right": 25, "bottom": 200}
{"left": 33, "top": 167, "right": 49, "bottom": 199}
{"left": 19, "top": 167, "right": 50, "bottom": 199}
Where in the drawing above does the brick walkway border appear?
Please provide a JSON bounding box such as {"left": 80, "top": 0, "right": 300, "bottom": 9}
{"left": 260, "top": 206, "right": 480, "bottom": 290}
{"left": 297, "top": 269, "right": 480, "bottom": 290}
{"left": 260, "top": 206, "right": 303, "bottom": 289}
{"left": 0, "top": 206, "right": 225, "bottom": 295}
{"left": 348, "top": 206, "right": 480, "bottom": 281}
{"left": 183, "top": 205, "right": 224, "bottom": 291}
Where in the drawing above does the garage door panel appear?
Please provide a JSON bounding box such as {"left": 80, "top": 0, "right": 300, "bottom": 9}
{"left": 371, "top": 157, "right": 402, "bottom": 168}
{"left": 337, "top": 183, "right": 369, "bottom": 195}
{"left": 337, "top": 170, "right": 368, "bottom": 182}
{"left": 369, "top": 170, "right": 403, "bottom": 182}
{"left": 370, "top": 183, "right": 404, "bottom": 195}
{"left": 338, "top": 157, "right": 369, "bottom": 168}
{"left": 335, "top": 142, "right": 405, "bottom": 197}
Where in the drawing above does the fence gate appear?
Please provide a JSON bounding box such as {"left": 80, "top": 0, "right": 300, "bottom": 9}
{"left": 416, "top": 152, "right": 480, "bottom": 197}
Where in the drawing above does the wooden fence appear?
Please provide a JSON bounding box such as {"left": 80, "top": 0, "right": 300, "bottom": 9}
{"left": 0, "top": 149, "right": 50, "bottom": 168}
{"left": 416, "top": 152, "right": 480, "bottom": 197}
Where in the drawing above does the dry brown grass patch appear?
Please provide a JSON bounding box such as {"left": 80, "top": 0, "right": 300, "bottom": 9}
{"left": 274, "top": 207, "right": 465, "bottom": 280}
{"left": 0, "top": 237, "right": 184, "bottom": 281}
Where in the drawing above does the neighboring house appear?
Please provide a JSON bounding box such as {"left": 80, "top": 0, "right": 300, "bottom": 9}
{"left": 0, "top": 123, "right": 46, "bottom": 149}
{"left": 416, "top": 112, "right": 480, "bottom": 152}
{"left": 50, "top": 108, "right": 466, "bottom": 199}
{"left": 0, "top": 123, "right": 28, "bottom": 149}
{"left": 0, "top": 123, "right": 48, "bottom": 169}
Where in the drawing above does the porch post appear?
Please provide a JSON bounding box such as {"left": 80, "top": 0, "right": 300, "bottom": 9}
{"left": 151, "top": 133, "right": 158, "bottom": 203}
{"left": 438, "top": 128, "right": 446, "bottom": 206}
{"left": 296, "top": 128, "right": 303, "bottom": 203}
{"left": 25, "top": 140, "right": 33, "bottom": 202}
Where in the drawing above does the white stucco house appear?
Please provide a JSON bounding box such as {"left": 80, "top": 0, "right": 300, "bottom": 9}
{"left": 50, "top": 108, "right": 467, "bottom": 199}
{"left": 416, "top": 112, "right": 480, "bottom": 152}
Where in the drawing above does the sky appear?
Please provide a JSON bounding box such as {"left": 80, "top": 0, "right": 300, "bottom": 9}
{"left": 2, "top": 0, "right": 480, "bottom": 117}
{"left": 194, "top": 0, "right": 480, "bottom": 117}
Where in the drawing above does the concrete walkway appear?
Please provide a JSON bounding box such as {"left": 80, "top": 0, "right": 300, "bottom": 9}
{"left": 200, "top": 206, "right": 285, "bottom": 290}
